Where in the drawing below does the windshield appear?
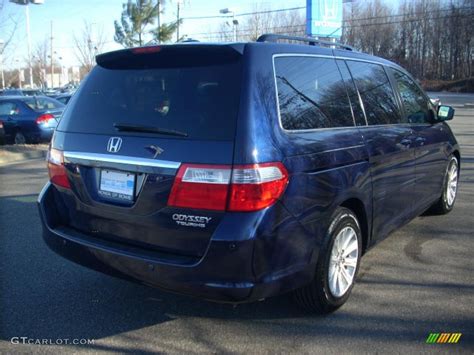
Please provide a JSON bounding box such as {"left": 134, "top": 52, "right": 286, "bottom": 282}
{"left": 58, "top": 59, "right": 242, "bottom": 140}
{"left": 23, "top": 97, "right": 65, "bottom": 111}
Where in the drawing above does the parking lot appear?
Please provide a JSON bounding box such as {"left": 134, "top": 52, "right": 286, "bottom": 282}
{"left": 0, "top": 92, "right": 473, "bottom": 354}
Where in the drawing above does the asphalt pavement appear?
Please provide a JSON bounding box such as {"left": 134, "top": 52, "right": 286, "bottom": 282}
{"left": 0, "top": 92, "right": 473, "bottom": 354}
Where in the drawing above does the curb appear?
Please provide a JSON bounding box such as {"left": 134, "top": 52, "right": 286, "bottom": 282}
{"left": 0, "top": 150, "right": 47, "bottom": 165}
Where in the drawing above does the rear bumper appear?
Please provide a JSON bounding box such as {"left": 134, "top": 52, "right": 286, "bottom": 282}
{"left": 38, "top": 182, "right": 316, "bottom": 303}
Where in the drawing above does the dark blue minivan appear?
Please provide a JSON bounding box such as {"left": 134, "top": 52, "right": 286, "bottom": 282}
{"left": 38, "top": 35, "right": 460, "bottom": 314}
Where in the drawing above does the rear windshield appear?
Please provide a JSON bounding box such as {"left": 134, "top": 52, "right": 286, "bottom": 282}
{"left": 23, "top": 97, "right": 64, "bottom": 111}
{"left": 58, "top": 57, "right": 242, "bottom": 140}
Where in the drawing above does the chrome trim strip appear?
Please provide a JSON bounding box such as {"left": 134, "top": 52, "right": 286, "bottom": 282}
{"left": 63, "top": 151, "right": 181, "bottom": 169}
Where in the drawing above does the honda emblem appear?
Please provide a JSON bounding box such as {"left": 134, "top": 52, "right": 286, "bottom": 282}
{"left": 107, "top": 137, "right": 122, "bottom": 153}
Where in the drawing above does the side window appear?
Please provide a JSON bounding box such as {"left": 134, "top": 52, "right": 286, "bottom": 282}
{"left": 336, "top": 60, "right": 367, "bottom": 126}
{"left": 346, "top": 61, "right": 404, "bottom": 125}
{"left": 0, "top": 102, "right": 19, "bottom": 115}
{"left": 274, "top": 56, "right": 355, "bottom": 130}
{"left": 391, "top": 69, "right": 431, "bottom": 124}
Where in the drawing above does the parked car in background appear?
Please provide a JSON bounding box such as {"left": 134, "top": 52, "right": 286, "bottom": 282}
{"left": 1, "top": 89, "right": 24, "bottom": 96}
{"left": 23, "top": 89, "right": 45, "bottom": 96}
{"left": 43, "top": 89, "right": 60, "bottom": 97}
{"left": 38, "top": 35, "right": 460, "bottom": 314}
{"left": 0, "top": 96, "right": 64, "bottom": 144}
{"left": 55, "top": 93, "right": 73, "bottom": 105}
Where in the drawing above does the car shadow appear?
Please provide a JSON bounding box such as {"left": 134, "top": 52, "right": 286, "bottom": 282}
{"left": 1, "top": 194, "right": 473, "bottom": 353}
{"left": 0, "top": 194, "right": 306, "bottom": 340}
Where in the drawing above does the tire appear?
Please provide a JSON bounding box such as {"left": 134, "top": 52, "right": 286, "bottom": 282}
{"left": 14, "top": 131, "right": 27, "bottom": 145}
{"left": 427, "top": 156, "right": 459, "bottom": 215}
{"left": 293, "top": 207, "right": 362, "bottom": 314}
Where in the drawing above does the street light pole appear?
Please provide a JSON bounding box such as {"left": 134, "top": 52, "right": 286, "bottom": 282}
{"left": 50, "top": 20, "right": 54, "bottom": 88}
{"left": 10, "top": 0, "right": 45, "bottom": 88}
{"left": 25, "top": 3, "right": 33, "bottom": 88}
{"left": 232, "top": 12, "right": 237, "bottom": 42}
{"left": 219, "top": 8, "right": 238, "bottom": 42}
{"left": 176, "top": 0, "right": 180, "bottom": 42}
{"left": 16, "top": 59, "right": 21, "bottom": 89}
{"left": 0, "top": 40, "right": 5, "bottom": 89}
{"left": 157, "top": 0, "right": 161, "bottom": 44}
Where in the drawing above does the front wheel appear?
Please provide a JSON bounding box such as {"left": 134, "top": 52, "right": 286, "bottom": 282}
{"left": 427, "top": 156, "right": 459, "bottom": 215}
{"left": 293, "top": 207, "right": 362, "bottom": 314}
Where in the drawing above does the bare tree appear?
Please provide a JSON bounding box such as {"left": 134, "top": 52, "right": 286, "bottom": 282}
{"left": 343, "top": 0, "right": 396, "bottom": 57}
{"left": 213, "top": 4, "right": 305, "bottom": 42}
{"left": 0, "top": 4, "right": 20, "bottom": 61}
{"left": 73, "top": 21, "right": 106, "bottom": 73}
{"left": 343, "top": 0, "right": 473, "bottom": 82}
{"left": 32, "top": 38, "right": 49, "bottom": 88}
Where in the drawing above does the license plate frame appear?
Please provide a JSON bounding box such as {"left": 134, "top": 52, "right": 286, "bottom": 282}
{"left": 98, "top": 169, "right": 136, "bottom": 202}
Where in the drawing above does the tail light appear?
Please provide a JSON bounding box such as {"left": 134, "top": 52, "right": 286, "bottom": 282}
{"left": 168, "top": 162, "right": 288, "bottom": 212}
{"left": 47, "top": 148, "right": 71, "bottom": 189}
{"left": 36, "top": 114, "right": 54, "bottom": 124}
{"left": 228, "top": 163, "right": 289, "bottom": 211}
{"left": 0, "top": 120, "right": 3, "bottom": 129}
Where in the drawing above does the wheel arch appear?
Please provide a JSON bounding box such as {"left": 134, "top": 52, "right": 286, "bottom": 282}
{"left": 340, "top": 198, "right": 370, "bottom": 253}
{"left": 452, "top": 149, "right": 461, "bottom": 170}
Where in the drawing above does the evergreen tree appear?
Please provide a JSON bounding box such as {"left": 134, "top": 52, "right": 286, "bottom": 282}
{"left": 114, "top": 0, "right": 178, "bottom": 47}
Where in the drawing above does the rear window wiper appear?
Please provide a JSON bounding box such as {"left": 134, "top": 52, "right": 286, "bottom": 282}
{"left": 114, "top": 123, "right": 188, "bottom": 137}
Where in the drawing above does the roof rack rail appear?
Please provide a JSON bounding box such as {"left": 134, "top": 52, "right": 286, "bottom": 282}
{"left": 256, "top": 34, "right": 354, "bottom": 51}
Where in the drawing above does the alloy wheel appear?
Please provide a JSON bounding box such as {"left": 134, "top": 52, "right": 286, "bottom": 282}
{"left": 328, "top": 226, "right": 359, "bottom": 298}
{"left": 446, "top": 159, "right": 458, "bottom": 207}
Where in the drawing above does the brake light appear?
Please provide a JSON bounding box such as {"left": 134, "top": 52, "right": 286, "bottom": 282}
{"left": 229, "top": 163, "right": 289, "bottom": 211}
{"left": 47, "top": 148, "right": 70, "bottom": 189}
{"left": 132, "top": 46, "right": 161, "bottom": 54}
{"left": 167, "top": 162, "right": 288, "bottom": 212}
{"left": 36, "top": 114, "right": 54, "bottom": 124}
{"left": 168, "top": 164, "right": 231, "bottom": 211}
{"left": 0, "top": 120, "right": 3, "bottom": 129}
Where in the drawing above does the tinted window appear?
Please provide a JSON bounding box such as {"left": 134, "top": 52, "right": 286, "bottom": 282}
{"left": 58, "top": 60, "right": 242, "bottom": 140}
{"left": 0, "top": 102, "right": 19, "bottom": 115}
{"left": 336, "top": 60, "right": 367, "bottom": 126}
{"left": 392, "top": 70, "right": 431, "bottom": 124}
{"left": 346, "top": 61, "right": 404, "bottom": 125}
{"left": 274, "top": 56, "right": 354, "bottom": 130}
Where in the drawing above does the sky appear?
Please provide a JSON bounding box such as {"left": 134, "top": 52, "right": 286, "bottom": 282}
{"left": 1, "top": 0, "right": 306, "bottom": 70}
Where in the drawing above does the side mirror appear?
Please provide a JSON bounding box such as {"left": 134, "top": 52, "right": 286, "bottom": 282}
{"left": 437, "top": 105, "right": 455, "bottom": 121}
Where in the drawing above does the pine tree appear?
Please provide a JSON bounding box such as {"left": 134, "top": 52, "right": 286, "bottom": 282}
{"left": 114, "top": 0, "right": 178, "bottom": 47}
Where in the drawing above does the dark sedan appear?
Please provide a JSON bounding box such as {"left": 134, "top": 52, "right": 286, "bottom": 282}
{"left": 0, "top": 96, "right": 64, "bottom": 144}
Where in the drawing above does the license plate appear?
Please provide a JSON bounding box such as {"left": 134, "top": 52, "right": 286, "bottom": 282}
{"left": 99, "top": 170, "right": 135, "bottom": 201}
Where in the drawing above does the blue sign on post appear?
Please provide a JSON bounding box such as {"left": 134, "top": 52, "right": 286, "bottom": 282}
{"left": 306, "top": 0, "right": 343, "bottom": 38}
